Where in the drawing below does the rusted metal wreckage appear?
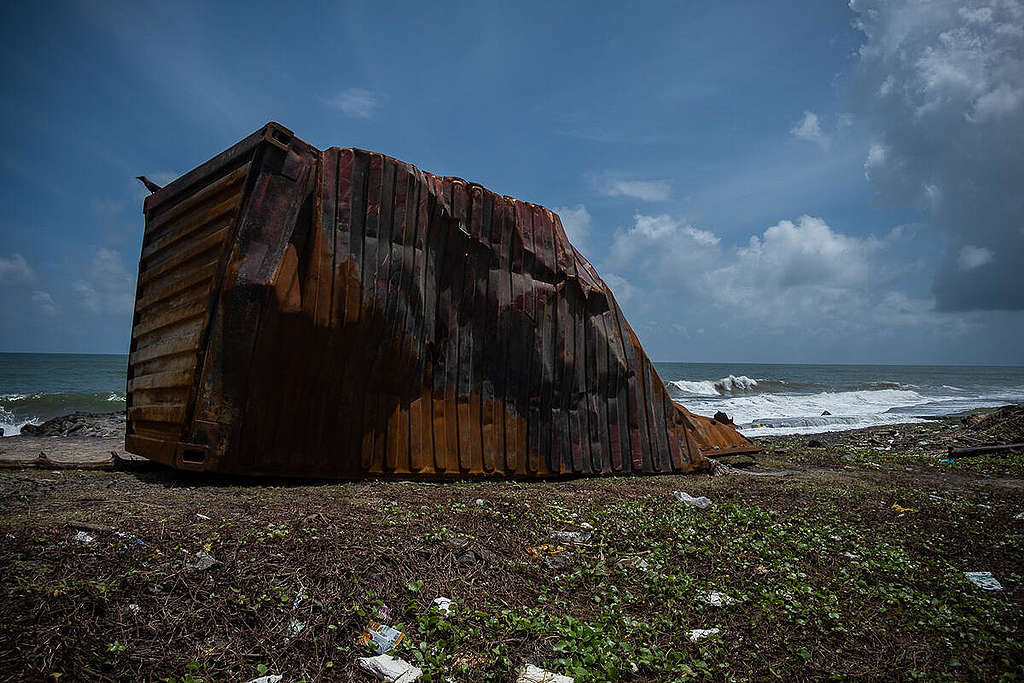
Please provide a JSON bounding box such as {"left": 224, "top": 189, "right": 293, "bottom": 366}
{"left": 126, "top": 122, "right": 757, "bottom": 478}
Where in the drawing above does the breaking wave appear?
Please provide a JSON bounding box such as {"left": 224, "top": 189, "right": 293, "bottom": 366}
{"left": 0, "top": 392, "right": 126, "bottom": 436}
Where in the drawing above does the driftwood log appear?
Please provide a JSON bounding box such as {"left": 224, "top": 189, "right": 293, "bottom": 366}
{"left": 125, "top": 122, "right": 757, "bottom": 479}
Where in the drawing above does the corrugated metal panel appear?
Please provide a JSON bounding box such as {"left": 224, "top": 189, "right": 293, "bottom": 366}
{"left": 126, "top": 123, "right": 758, "bottom": 477}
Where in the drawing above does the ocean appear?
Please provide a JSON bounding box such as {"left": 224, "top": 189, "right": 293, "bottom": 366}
{"left": 1, "top": 353, "right": 1023, "bottom": 437}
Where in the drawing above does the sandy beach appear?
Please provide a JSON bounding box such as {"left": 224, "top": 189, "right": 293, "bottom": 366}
{"left": 0, "top": 409, "right": 1021, "bottom": 681}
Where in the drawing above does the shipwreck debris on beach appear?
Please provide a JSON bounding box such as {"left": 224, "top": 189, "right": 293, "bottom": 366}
{"left": 126, "top": 122, "right": 756, "bottom": 478}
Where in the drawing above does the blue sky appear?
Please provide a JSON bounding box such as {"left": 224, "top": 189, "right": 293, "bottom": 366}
{"left": 1, "top": 0, "right": 1022, "bottom": 363}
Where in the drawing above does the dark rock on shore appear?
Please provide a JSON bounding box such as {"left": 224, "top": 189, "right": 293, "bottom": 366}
{"left": 19, "top": 412, "right": 125, "bottom": 438}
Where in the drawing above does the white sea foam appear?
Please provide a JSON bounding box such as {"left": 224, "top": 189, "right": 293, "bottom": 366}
{"left": 0, "top": 406, "right": 40, "bottom": 437}
{"left": 671, "top": 375, "right": 761, "bottom": 396}
{"left": 107, "top": 393, "right": 126, "bottom": 402}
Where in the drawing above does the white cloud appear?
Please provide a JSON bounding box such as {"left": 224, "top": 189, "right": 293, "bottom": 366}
{"left": 596, "top": 178, "right": 670, "bottom": 201}
{"left": 553, "top": 204, "right": 592, "bottom": 252}
{"left": 865, "top": 142, "right": 887, "bottom": 176}
{"left": 0, "top": 253, "right": 35, "bottom": 285}
{"left": 790, "top": 111, "right": 830, "bottom": 148}
{"left": 601, "top": 272, "right": 637, "bottom": 305}
{"left": 72, "top": 248, "right": 135, "bottom": 315}
{"left": 327, "top": 88, "right": 381, "bottom": 119}
{"left": 958, "top": 6, "right": 994, "bottom": 24}
{"left": 958, "top": 244, "right": 994, "bottom": 270}
{"left": 31, "top": 290, "right": 57, "bottom": 315}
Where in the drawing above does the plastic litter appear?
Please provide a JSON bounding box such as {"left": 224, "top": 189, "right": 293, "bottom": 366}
{"left": 73, "top": 531, "right": 95, "bottom": 543}
{"left": 184, "top": 551, "right": 220, "bottom": 572}
{"left": 516, "top": 664, "right": 574, "bottom": 682}
{"left": 196, "top": 513, "right": 211, "bottom": 520}
{"left": 245, "top": 676, "right": 283, "bottom": 683}
{"left": 433, "top": 597, "right": 453, "bottom": 615}
{"left": 964, "top": 571, "right": 1004, "bottom": 591}
{"left": 687, "top": 628, "right": 721, "bottom": 642}
{"left": 1016, "top": 511, "right": 1024, "bottom": 520}
{"left": 550, "top": 530, "right": 593, "bottom": 544}
{"left": 526, "top": 543, "right": 565, "bottom": 559}
{"left": 474, "top": 498, "right": 485, "bottom": 505}
{"left": 939, "top": 458, "right": 955, "bottom": 463}
{"left": 125, "top": 603, "right": 141, "bottom": 615}
{"left": 928, "top": 494, "right": 944, "bottom": 502}
{"left": 704, "top": 591, "right": 735, "bottom": 607}
{"left": 673, "top": 491, "right": 711, "bottom": 509}
{"left": 891, "top": 504, "right": 916, "bottom": 513}
{"left": 357, "top": 654, "right": 422, "bottom": 682}
{"left": 976, "top": 503, "right": 992, "bottom": 510}
{"left": 359, "top": 622, "right": 405, "bottom": 654}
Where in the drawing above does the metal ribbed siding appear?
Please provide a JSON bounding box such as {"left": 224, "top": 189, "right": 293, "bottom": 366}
{"left": 126, "top": 124, "right": 758, "bottom": 477}
{"left": 126, "top": 161, "right": 250, "bottom": 444}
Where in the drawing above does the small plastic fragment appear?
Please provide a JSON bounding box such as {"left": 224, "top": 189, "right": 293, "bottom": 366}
{"left": 704, "top": 591, "right": 735, "bottom": 607}
{"left": 673, "top": 491, "right": 711, "bottom": 509}
{"left": 73, "top": 531, "right": 95, "bottom": 543}
{"left": 516, "top": 664, "right": 574, "bottom": 682}
{"left": 475, "top": 498, "right": 485, "bottom": 505}
{"left": 245, "top": 676, "right": 283, "bottom": 683}
{"left": 359, "top": 622, "right": 405, "bottom": 654}
{"left": 964, "top": 571, "right": 1004, "bottom": 591}
{"left": 549, "top": 530, "right": 593, "bottom": 544}
{"left": 184, "top": 551, "right": 220, "bottom": 572}
{"left": 891, "top": 504, "right": 916, "bottom": 513}
{"left": 433, "top": 597, "right": 453, "bottom": 615}
{"left": 357, "top": 654, "right": 422, "bottom": 682}
{"left": 687, "top": 628, "right": 721, "bottom": 642}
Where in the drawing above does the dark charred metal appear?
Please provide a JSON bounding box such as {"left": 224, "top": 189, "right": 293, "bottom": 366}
{"left": 126, "top": 122, "right": 758, "bottom": 478}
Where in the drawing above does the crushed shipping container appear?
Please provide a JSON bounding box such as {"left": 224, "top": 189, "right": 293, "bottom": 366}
{"left": 126, "top": 122, "right": 757, "bottom": 478}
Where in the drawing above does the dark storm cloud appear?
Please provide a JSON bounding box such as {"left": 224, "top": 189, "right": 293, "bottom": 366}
{"left": 850, "top": 0, "right": 1024, "bottom": 310}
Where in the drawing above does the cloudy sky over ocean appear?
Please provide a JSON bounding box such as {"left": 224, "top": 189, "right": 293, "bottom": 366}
{"left": 1, "top": 0, "right": 1021, "bottom": 363}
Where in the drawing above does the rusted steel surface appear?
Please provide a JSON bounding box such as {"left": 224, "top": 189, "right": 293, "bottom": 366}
{"left": 126, "top": 122, "right": 758, "bottom": 477}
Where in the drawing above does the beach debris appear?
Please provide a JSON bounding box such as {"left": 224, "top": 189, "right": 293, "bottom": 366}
{"left": 964, "top": 572, "right": 1004, "bottom": 591}
{"left": 359, "top": 622, "right": 405, "bottom": 654}
{"left": 357, "top": 654, "right": 422, "bottom": 682}
{"left": 245, "top": 676, "right": 283, "bottom": 683}
{"left": 1016, "top": 511, "right": 1024, "bottom": 520}
{"left": 474, "top": 498, "right": 486, "bottom": 505}
{"left": 976, "top": 503, "right": 992, "bottom": 510}
{"left": 687, "top": 628, "right": 721, "bottom": 642}
{"left": 433, "top": 597, "right": 453, "bottom": 615}
{"left": 526, "top": 543, "right": 565, "bottom": 560}
{"left": 196, "top": 513, "right": 211, "bottom": 520}
{"left": 939, "top": 458, "right": 955, "bottom": 464}
{"left": 516, "top": 664, "right": 574, "bottom": 683}
{"left": 703, "top": 591, "right": 736, "bottom": 607}
{"left": 125, "top": 603, "right": 141, "bottom": 616}
{"left": 928, "top": 494, "right": 944, "bottom": 502}
{"left": 73, "top": 531, "right": 95, "bottom": 544}
{"left": 842, "top": 552, "right": 860, "bottom": 559}
{"left": 183, "top": 550, "right": 220, "bottom": 572}
{"left": 821, "top": 410, "right": 832, "bottom": 416}
{"left": 550, "top": 530, "right": 593, "bottom": 544}
{"left": 891, "top": 504, "right": 916, "bottom": 513}
{"left": 287, "top": 617, "right": 306, "bottom": 639}
{"left": 673, "top": 491, "right": 712, "bottom": 509}
{"left": 621, "top": 555, "right": 650, "bottom": 571}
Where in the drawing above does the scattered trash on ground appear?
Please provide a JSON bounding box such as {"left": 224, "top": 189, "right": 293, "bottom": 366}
{"left": 359, "top": 622, "right": 405, "bottom": 654}
{"left": 928, "top": 494, "right": 944, "bottom": 502}
{"left": 704, "top": 591, "right": 736, "bottom": 607}
{"left": 183, "top": 550, "right": 220, "bottom": 572}
{"left": 892, "top": 503, "right": 917, "bottom": 513}
{"left": 673, "top": 491, "right": 712, "bottom": 509}
{"left": 526, "top": 543, "right": 565, "bottom": 559}
{"left": 357, "top": 654, "right": 422, "bottom": 682}
{"left": 842, "top": 552, "right": 860, "bottom": 559}
{"left": 976, "top": 503, "right": 992, "bottom": 510}
{"left": 939, "top": 458, "right": 955, "bottom": 464}
{"left": 516, "top": 664, "right": 574, "bottom": 682}
{"left": 287, "top": 617, "right": 306, "bottom": 639}
{"left": 687, "top": 628, "right": 721, "bottom": 642}
{"left": 433, "top": 597, "right": 453, "bottom": 615}
{"left": 549, "top": 530, "right": 593, "bottom": 544}
{"left": 474, "top": 498, "right": 485, "bottom": 505}
{"left": 125, "top": 603, "right": 141, "bottom": 616}
{"left": 1016, "top": 511, "right": 1024, "bottom": 520}
{"left": 244, "top": 676, "right": 283, "bottom": 683}
{"left": 964, "top": 572, "right": 1004, "bottom": 591}
{"left": 621, "top": 555, "right": 650, "bottom": 571}
{"left": 196, "top": 513, "right": 210, "bottom": 520}
{"left": 72, "top": 531, "right": 95, "bottom": 543}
